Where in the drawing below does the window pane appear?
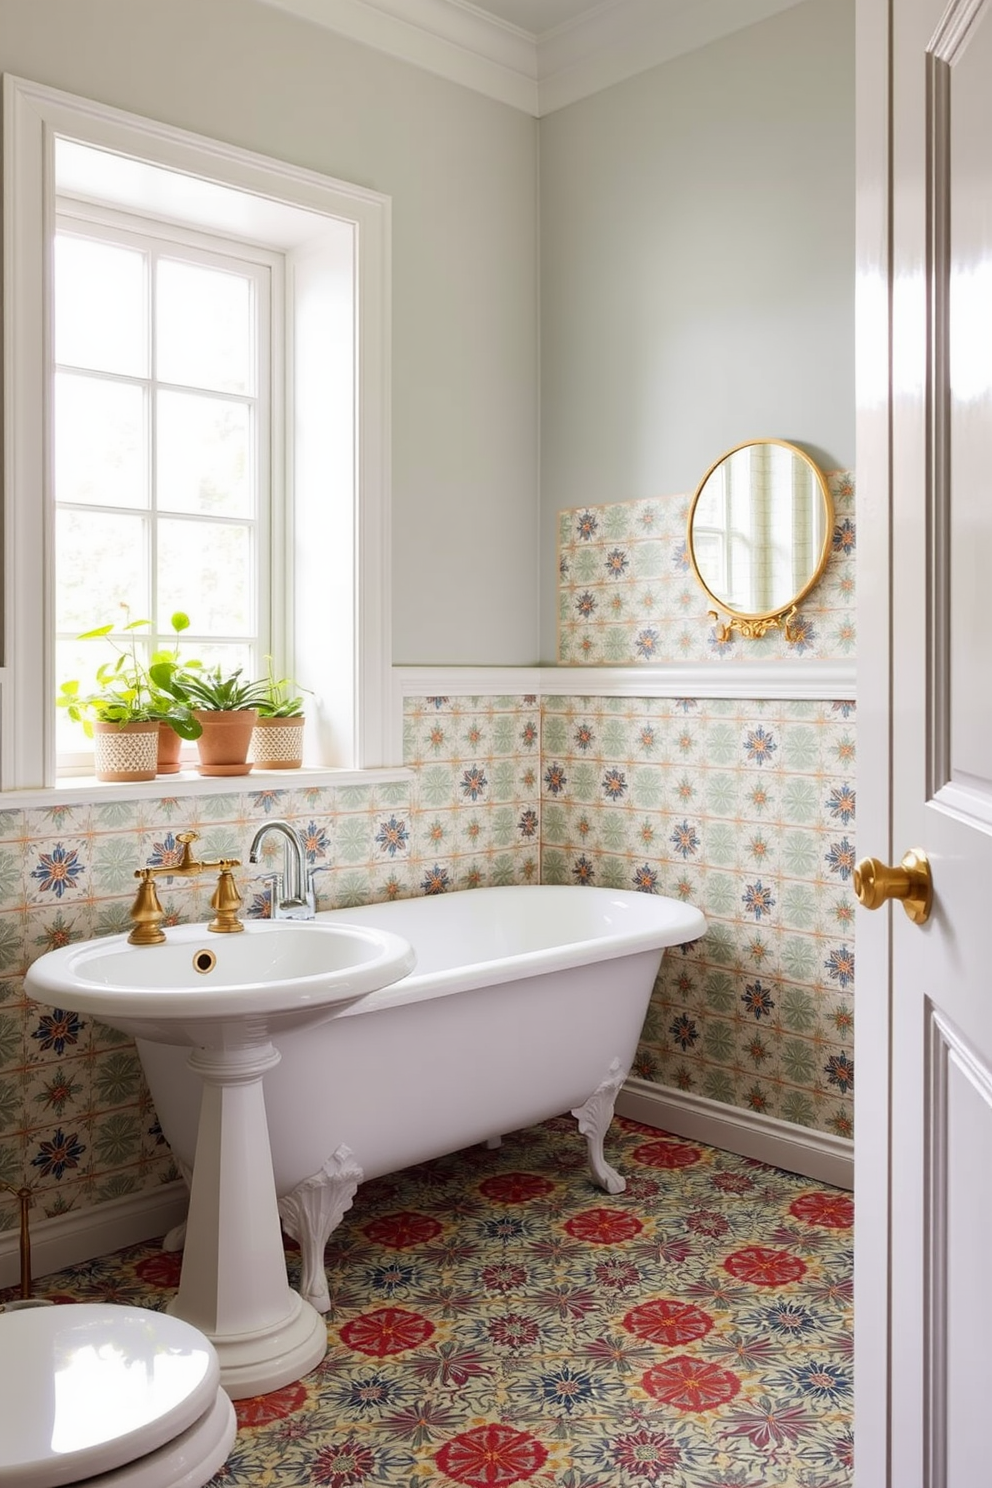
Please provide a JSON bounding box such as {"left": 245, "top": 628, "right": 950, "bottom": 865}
{"left": 156, "top": 391, "right": 251, "bottom": 516}
{"left": 156, "top": 259, "right": 253, "bottom": 394}
{"left": 56, "top": 510, "right": 148, "bottom": 634}
{"left": 55, "top": 235, "right": 146, "bottom": 376}
{"left": 158, "top": 519, "right": 252, "bottom": 637}
{"left": 56, "top": 373, "right": 146, "bottom": 509}
{"left": 179, "top": 642, "right": 253, "bottom": 682}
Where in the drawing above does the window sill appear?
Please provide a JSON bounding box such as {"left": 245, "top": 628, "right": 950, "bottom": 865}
{"left": 0, "top": 765, "right": 414, "bottom": 811}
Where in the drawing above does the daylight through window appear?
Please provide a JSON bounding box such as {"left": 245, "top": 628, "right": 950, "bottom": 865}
{"left": 54, "top": 211, "right": 276, "bottom": 764}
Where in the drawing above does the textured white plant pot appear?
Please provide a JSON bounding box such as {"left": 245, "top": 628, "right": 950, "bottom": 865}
{"left": 93, "top": 720, "right": 159, "bottom": 782}
{"left": 250, "top": 717, "right": 305, "bottom": 769}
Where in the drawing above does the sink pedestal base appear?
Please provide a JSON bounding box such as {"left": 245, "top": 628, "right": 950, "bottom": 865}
{"left": 168, "top": 1041, "right": 327, "bottom": 1399}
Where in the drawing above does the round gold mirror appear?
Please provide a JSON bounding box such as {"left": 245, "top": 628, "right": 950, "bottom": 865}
{"left": 687, "top": 439, "right": 833, "bottom": 640}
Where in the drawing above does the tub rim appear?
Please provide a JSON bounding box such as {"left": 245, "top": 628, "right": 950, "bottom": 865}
{"left": 315, "top": 884, "right": 705, "bottom": 1015}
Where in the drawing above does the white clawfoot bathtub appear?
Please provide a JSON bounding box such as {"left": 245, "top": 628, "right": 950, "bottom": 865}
{"left": 137, "top": 885, "right": 705, "bottom": 1312}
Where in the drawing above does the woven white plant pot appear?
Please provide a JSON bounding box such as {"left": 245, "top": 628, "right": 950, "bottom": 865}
{"left": 249, "top": 717, "right": 305, "bottom": 770}
{"left": 93, "top": 720, "right": 159, "bottom": 782}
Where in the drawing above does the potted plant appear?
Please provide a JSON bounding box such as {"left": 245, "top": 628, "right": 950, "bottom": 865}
{"left": 147, "top": 611, "right": 203, "bottom": 773}
{"left": 152, "top": 662, "right": 271, "bottom": 776}
{"left": 250, "top": 660, "right": 307, "bottom": 770}
{"left": 58, "top": 609, "right": 201, "bottom": 782}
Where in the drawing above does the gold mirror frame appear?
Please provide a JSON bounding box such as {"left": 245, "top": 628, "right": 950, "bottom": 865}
{"left": 686, "top": 438, "right": 834, "bottom": 642}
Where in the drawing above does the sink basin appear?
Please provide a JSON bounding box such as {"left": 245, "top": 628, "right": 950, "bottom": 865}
{"left": 25, "top": 920, "right": 416, "bottom": 1044}
{"left": 24, "top": 918, "right": 416, "bottom": 1398}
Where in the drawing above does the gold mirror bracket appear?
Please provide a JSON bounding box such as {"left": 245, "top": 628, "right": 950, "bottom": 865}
{"left": 853, "top": 848, "right": 932, "bottom": 925}
{"left": 709, "top": 605, "right": 799, "bottom": 643}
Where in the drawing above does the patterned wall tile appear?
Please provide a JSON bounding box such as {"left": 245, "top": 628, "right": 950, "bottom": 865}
{"left": 540, "top": 696, "right": 855, "bottom": 1138}
{"left": 0, "top": 679, "right": 854, "bottom": 1241}
{"left": 558, "top": 471, "right": 855, "bottom": 664}
{"left": 404, "top": 695, "right": 542, "bottom": 896}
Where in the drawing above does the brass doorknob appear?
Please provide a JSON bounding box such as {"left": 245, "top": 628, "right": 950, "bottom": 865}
{"left": 853, "top": 848, "right": 932, "bottom": 925}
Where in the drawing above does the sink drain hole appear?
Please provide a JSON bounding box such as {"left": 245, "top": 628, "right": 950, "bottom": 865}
{"left": 192, "top": 949, "right": 217, "bottom": 975}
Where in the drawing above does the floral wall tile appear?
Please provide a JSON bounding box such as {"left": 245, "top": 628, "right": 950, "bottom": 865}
{"left": 24, "top": 803, "right": 93, "bottom": 839}
{"left": 1, "top": 676, "right": 854, "bottom": 1242}
{"left": 405, "top": 695, "right": 542, "bottom": 895}
{"left": 26, "top": 838, "right": 90, "bottom": 907}
{"left": 0, "top": 810, "right": 25, "bottom": 844}
{"left": 0, "top": 912, "right": 27, "bottom": 977}
{"left": 539, "top": 695, "right": 855, "bottom": 1138}
{"left": 558, "top": 471, "right": 855, "bottom": 664}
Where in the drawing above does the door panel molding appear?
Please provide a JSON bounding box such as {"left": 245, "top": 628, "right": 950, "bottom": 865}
{"left": 930, "top": 0, "right": 989, "bottom": 64}
{"left": 933, "top": 778, "right": 992, "bottom": 834}
{"left": 925, "top": 36, "right": 951, "bottom": 801}
{"left": 925, "top": 1001, "right": 992, "bottom": 1485}
{"left": 925, "top": 0, "right": 992, "bottom": 806}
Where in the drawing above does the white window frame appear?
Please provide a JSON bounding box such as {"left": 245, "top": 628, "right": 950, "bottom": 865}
{"left": 54, "top": 206, "right": 278, "bottom": 773}
{"left": 2, "top": 73, "right": 393, "bottom": 793}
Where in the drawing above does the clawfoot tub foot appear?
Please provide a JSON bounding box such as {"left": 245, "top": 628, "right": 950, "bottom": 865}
{"left": 571, "top": 1059, "right": 628, "bottom": 1195}
{"left": 277, "top": 1145, "right": 365, "bottom": 1313}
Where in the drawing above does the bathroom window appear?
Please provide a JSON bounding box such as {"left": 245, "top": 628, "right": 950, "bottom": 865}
{"left": 54, "top": 212, "right": 277, "bottom": 768}
{"left": 2, "top": 75, "right": 393, "bottom": 791}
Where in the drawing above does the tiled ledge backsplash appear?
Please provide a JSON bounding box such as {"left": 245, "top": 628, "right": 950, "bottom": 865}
{"left": 0, "top": 695, "right": 542, "bottom": 1233}
{"left": 558, "top": 471, "right": 855, "bottom": 665}
{"left": 540, "top": 694, "right": 855, "bottom": 1138}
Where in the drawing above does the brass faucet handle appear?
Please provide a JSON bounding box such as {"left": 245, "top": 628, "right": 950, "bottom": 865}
{"left": 208, "top": 866, "right": 245, "bottom": 934}
{"left": 198, "top": 855, "right": 241, "bottom": 873}
{"left": 174, "top": 831, "right": 200, "bottom": 870}
{"left": 128, "top": 874, "right": 167, "bottom": 945}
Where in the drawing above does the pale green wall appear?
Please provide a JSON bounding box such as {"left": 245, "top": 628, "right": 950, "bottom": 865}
{"left": 0, "top": 0, "right": 853, "bottom": 668}
{"left": 0, "top": 0, "right": 540, "bottom": 666}
{"left": 539, "top": 0, "right": 855, "bottom": 659}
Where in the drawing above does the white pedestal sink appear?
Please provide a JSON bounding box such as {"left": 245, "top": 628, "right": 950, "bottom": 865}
{"left": 25, "top": 920, "right": 415, "bottom": 1400}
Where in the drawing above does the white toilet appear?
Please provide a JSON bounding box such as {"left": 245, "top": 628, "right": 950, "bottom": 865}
{"left": 0, "top": 1303, "right": 237, "bottom": 1487}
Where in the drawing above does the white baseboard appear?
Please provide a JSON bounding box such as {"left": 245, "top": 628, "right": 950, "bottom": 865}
{"left": 616, "top": 1078, "right": 854, "bottom": 1191}
{"left": 0, "top": 1183, "right": 188, "bottom": 1292}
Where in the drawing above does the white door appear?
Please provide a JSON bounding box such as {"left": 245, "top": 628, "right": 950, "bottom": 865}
{"left": 856, "top": 0, "right": 992, "bottom": 1483}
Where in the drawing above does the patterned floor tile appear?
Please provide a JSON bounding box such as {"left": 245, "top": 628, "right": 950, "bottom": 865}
{"left": 1, "top": 1115, "right": 852, "bottom": 1486}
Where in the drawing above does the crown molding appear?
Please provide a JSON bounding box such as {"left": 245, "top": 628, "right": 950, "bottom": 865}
{"left": 257, "top": 0, "right": 810, "bottom": 115}
{"left": 257, "top": 0, "right": 539, "bottom": 113}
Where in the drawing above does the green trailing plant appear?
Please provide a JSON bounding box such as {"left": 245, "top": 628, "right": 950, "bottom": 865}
{"left": 255, "top": 657, "right": 307, "bottom": 718}
{"left": 57, "top": 608, "right": 202, "bottom": 739}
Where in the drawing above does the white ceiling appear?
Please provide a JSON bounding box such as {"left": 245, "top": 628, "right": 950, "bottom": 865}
{"left": 258, "top": 0, "right": 810, "bottom": 115}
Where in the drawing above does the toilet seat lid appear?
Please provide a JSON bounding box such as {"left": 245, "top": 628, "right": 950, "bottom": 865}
{"left": 0, "top": 1303, "right": 221, "bottom": 1488}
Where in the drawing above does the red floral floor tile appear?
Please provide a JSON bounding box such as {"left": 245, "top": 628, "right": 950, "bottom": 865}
{"left": 2, "top": 1115, "right": 853, "bottom": 1486}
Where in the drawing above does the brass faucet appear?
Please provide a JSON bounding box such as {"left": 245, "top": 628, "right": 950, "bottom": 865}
{"left": 129, "top": 831, "right": 244, "bottom": 944}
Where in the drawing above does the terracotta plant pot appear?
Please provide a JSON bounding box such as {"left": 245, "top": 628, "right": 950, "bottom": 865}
{"left": 156, "top": 722, "right": 183, "bottom": 774}
{"left": 193, "top": 709, "right": 258, "bottom": 776}
{"left": 249, "top": 716, "right": 305, "bottom": 770}
{"left": 93, "top": 720, "right": 159, "bottom": 782}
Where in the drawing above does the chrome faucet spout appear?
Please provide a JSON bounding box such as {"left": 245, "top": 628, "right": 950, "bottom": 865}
{"left": 248, "top": 820, "right": 315, "bottom": 919}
